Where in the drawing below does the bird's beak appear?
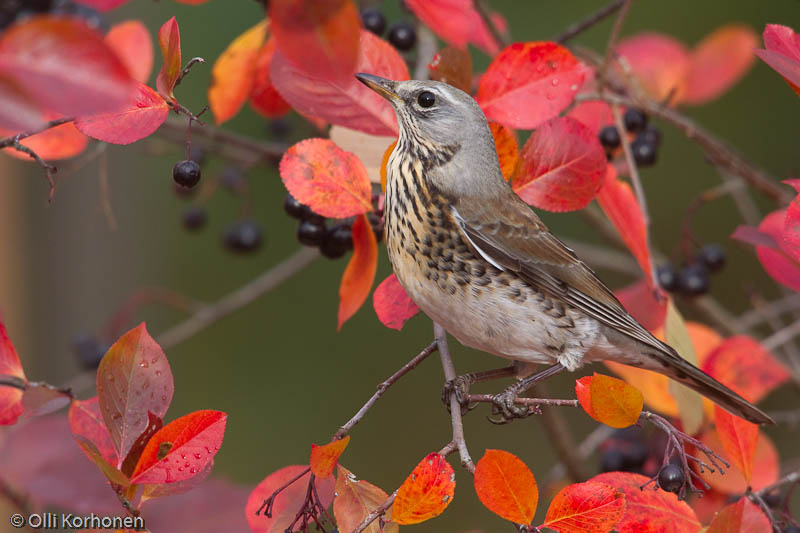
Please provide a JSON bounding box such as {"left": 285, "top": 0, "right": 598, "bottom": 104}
{"left": 355, "top": 73, "right": 400, "bottom": 102}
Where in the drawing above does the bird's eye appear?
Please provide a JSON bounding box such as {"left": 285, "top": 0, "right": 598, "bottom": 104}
{"left": 417, "top": 91, "right": 436, "bottom": 108}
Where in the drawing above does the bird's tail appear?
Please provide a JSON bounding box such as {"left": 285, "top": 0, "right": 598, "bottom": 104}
{"left": 646, "top": 345, "right": 774, "bottom": 425}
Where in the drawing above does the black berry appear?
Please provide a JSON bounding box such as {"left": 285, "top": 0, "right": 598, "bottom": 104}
{"left": 221, "top": 166, "right": 245, "bottom": 193}
{"left": 623, "top": 108, "right": 648, "bottom": 133}
{"left": 656, "top": 264, "right": 680, "bottom": 292}
{"left": 360, "top": 8, "right": 386, "bottom": 36}
{"left": 173, "top": 160, "right": 201, "bottom": 188}
{"left": 304, "top": 210, "right": 326, "bottom": 226}
{"left": 638, "top": 126, "right": 662, "bottom": 148}
{"left": 678, "top": 263, "right": 710, "bottom": 297}
{"left": 182, "top": 205, "right": 207, "bottom": 231}
{"left": 599, "top": 125, "right": 621, "bottom": 149}
{"left": 297, "top": 220, "right": 326, "bottom": 247}
{"left": 268, "top": 118, "right": 291, "bottom": 139}
{"left": 657, "top": 463, "right": 685, "bottom": 494}
{"left": 388, "top": 21, "right": 416, "bottom": 51}
{"left": 223, "top": 220, "right": 263, "bottom": 253}
{"left": 697, "top": 243, "right": 726, "bottom": 273}
{"left": 782, "top": 525, "right": 800, "bottom": 533}
{"left": 631, "top": 136, "right": 657, "bottom": 167}
{"left": 71, "top": 334, "right": 107, "bottom": 370}
{"left": 283, "top": 194, "right": 310, "bottom": 220}
{"left": 320, "top": 224, "right": 353, "bottom": 259}
{"left": 600, "top": 449, "right": 626, "bottom": 473}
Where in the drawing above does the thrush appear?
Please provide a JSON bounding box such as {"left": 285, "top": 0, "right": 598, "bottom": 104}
{"left": 355, "top": 73, "right": 773, "bottom": 425}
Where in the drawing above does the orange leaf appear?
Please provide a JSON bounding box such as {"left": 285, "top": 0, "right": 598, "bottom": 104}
{"left": 105, "top": 20, "right": 153, "bottom": 84}
{"left": 428, "top": 46, "right": 472, "bottom": 93}
{"left": 683, "top": 25, "right": 757, "bottom": 105}
{"left": 280, "top": 138, "right": 372, "bottom": 218}
{"left": 372, "top": 273, "right": 420, "bottom": 330}
{"left": 337, "top": 214, "right": 378, "bottom": 330}
{"left": 249, "top": 36, "right": 291, "bottom": 118}
{"left": 490, "top": 122, "right": 519, "bottom": 181}
{"left": 209, "top": 20, "right": 268, "bottom": 124}
{"left": 542, "top": 481, "right": 625, "bottom": 533}
{"left": 156, "top": 16, "right": 181, "bottom": 99}
{"left": 588, "top": 373, "right": 643, "bottom": 428}
{"left": 701, "top": 335, "right": 789, "bottom": 404}
{"left": 592, "top": 472, "right": 701, "bottom": 532}
{"left": 392, "top": 452, "right": 455, "bottom": 525}
{"left": 309, "top": 436, "right": 350, "bottom": 479}
{"left": 0, "top": 321, "right": 25, "bottom": 425}
{"left": 333, "top": 465, "right": 398, "bottom": 533}
{"left": 2, "top": 120, "right": 87, "bottom": 160}
{"left": 700, "top": 429, "right": 778, "bottom": 494}
{"left": 574, "top": 376, "right": 594, "bottom": 418}
{"left": 707, "top": 497, "right": 770, "bottom": 533}
{"left": 596, "top": 164, "right": 654, "bottom": 286}
{"left": 616, "top": 33, "right": 690, "bottom": 103}
{"left": 380, "top": 140, "right": 397, "bottom": 192}
{"left": 474, "top": 449, "right": 538, "bottom": 525}
{"left": 713, "top": 406, "right": 758, "bottom": 484}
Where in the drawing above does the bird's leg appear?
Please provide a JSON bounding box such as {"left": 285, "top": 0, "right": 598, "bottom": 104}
{"left": 490, "top": 363, "right": 566, "bottom": 424}
{"left": 442, "top": 366, "right": 517, "bottom": 415}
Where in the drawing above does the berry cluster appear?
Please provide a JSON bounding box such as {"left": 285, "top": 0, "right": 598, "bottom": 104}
{"left": 657, "top": 243, "right": 726, "bottom": 297}
{"left": 598, "top": 109, "right": 662, "bottom": 167}
{"left": 599, "top": 428, "right": 650, "bottom": 475}
{"left": 284, "top": 194, "right": 383, "bottom": 259}
{"left": 360, "top": 6, "right": 416, "bottom": 52}
{"left": 1, "top": 0, "right": 107, "bottom": 32}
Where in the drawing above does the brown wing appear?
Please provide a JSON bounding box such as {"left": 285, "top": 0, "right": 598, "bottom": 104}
{"left": 452, "top": 192, "right": 670, "bottom": 355}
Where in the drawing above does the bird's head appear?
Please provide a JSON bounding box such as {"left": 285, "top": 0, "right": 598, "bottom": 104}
{"left": 356, "top": 73, "right": 503, "bottom": 197}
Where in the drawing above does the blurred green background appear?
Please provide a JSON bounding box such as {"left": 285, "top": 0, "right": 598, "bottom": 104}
{"left": 1, "top": 1, "right": 800, "bottom": 531}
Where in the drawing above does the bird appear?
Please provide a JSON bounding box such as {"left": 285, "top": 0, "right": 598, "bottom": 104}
{"left": 355, "top": 72, "right": 773, "bottom": 425}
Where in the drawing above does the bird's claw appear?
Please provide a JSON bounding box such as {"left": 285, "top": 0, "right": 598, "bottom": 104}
{"left": 442, "top": 375, "right": 475, "bottom": 416}
{"left": 488, "top": 389, "right": 536, "bottom": 424}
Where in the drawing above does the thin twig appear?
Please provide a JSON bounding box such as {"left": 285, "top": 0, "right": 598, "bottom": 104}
{"left": 98, "top": 150, "right": 117, "bottom": 230}
{"left": 0, "top": 117, "right": 74, "bottom": 147}
{"left": 156, "top": 247, "right": 319, "bottom": 350}
{"left": 174, "top": 57, "right": 205, "bottom": 89}
{"left": 602, "top": 0, "right": 632, "bottom": 71}
{"left": 756, "top": 468, "right": 800, "bottom": 498}
{"left": 554, "top": 0, "right": 626, "bottom": 43}
{"left": 472, "top": 0, "right": 509, "bottom": 50}
{"left": 334, "top": 341, "right": 438, "bottom": 439}
{"left": 436, "top": 322, "right": 475, "bottom": 473}
{"left": 762, "top": 320, "right": 800, "bottom": 353}
{"left": 738, "top": 294, "right": 800, "bottom": 330}
{"left": 353, "top": 490, "right": 397, "bottom": 533}
{"left": 464, "top": 394, "right": 579, "bottom": 408}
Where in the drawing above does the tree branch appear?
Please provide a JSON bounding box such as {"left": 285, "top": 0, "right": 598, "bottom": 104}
{"left": 473, "top": 0, "right": 509, "bottom": 50}
{"left": 353, "top": 490, "right": 397, "bottom": 533}
{"left": 554, "top": 0, "right": 626, "bottom": 44}
{"left": 436, "top": 322, "right": 475, "bottom": 473}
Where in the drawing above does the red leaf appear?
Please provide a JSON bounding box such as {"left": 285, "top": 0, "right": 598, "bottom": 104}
{"left": 755, "top": 209, "right": 800, "bottom": 291}
{"left": 576, "top": 374, "right": 644, "bottom": 428}
{"left": 73, "top": 0, "right": 131, "bottom": 11}
{"left": 683, "top": 25, "right": 757, "bottom": 106}
{"left": 592, "top": 472, "right": 701, "bottom": 532}
{"left": 96, "top": 323, "right": 174, "bottom": 465}
{"left": 477, "top": 42, "right": 588, "bottom": 130}
{"left": 156, "top": 16, "right": 181, "bottom": 99}
{"left": 567, "top": 99, "right": 615, "bottom": 136}
{"left": 404, "top": 0, "right": 501, "bottom": 55}
{"left": 246, "top": 465, "right": 335, "bottom": 533}
{"left": 334, "top": 465, "right": 397, "bottom": 533}
{"left": 75, "top": 82, "right": 168, "bottom": 144}
{"left": 105, "top": 20, "right": 154, "bottom": 84}
{"left": 783, "top": 179, "right": 800, "bottom": 262}
{"left": 0, "top": 321, "right": 25, "bottom": 425}
{"left": 575, "top": 376, "right": 594, "bottom": 418}
{"left": 513, "top": 116, "right": 606, "bottom": 211}
{"left": 731, "top": 224, "right": 780, "bottom": 249}
{"left": 615, "top": 279, "right": 667, "bottom": 331}
{"left": 707, "top": 497, "right": 770, "bottom": 533}
{"left": 270, "top": 0, "right": 360, "bottom": 82}
{"left": 701, "top": 335, "right": 789, "bottom": 404}
{"left": 393, "top": 453, "right": 455, "bottom": 525}
{"left": 21, "top": 383, "right": 70, "bottom": 418}
{"left": 280, "top": 138, "right": 372, "bottom": 218}
{"left": 1, "top": 119, "right": 87, "bottom": 161}
{"left": 250, "top": 36, "right": 291, "bottom": 118}
{"left": 130, "top": 409, "right": 227, "bottom": 484}
{"left": 541, "top": 481, "right": 625, "bottom": 533}
{"left": 68, "top": 396, "right": 118, "bottom": 466}
{"left": 0, "top": 74, "right": 44, "bottom": 131}
{"left": 616, "top": 33, "right": 690, "bottom": 103}
{"left": 338, "top": 214, "right": 378, "bottom": 330}
{"left": 0, "top": 16, "right": 136, "bottom": 121}
{"left": 208, "top": 20, "right": 268, "bottom": 124}
{"left": 474, "top": 449, "right": 538, "bottom": 525}
{"left": 700, "top": 429, "right": 778, "bottom": 494}
{"left": 140, "top": 460, "right": 213, "bottom": 502}
{"left": 271, "top": 29, "right": 408, "bottom": 136}
{"left": 372, "top": 273, "right": 420, "bottom": 330}
{"left": 309, "top": 436, "right": 350, "bottom": 479}
{"left": 756, "top": 24, "right": 800, "bottom": 97}
{"left": 596, "top": 165, "right": 654, "bottom": 285}
{"left": 490, "top": 122, "right": 519, "bottom": 181}
{"left": 713, "top": 406, "right": 758, "bottom": 484}
{"left": 73, "top": 434, "right": 130, "bottom": 486}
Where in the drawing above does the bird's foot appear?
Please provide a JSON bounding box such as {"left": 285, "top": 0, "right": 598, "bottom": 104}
{"left": 442, "top": 375, "right": 476, "bottom": 416}
{"left": 488, "top": 387, "right": 539, "bottom": 425}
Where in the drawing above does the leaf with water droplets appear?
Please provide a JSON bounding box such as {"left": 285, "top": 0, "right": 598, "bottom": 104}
{"left": 69, "top": 396, "right": 119, "bottom": 466}
{"left": 96, "top": 322, "right": 174, "bottom": 467}
{"left": 130, "top": 409, "right": 227, "bottom": 485}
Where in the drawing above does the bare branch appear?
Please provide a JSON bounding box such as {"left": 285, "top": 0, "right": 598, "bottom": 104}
{"left": 414, "top": 24, "right": 438, "bottom": 81}
{"left": 554, "top": 0, "right": 626, "bottom": 44}
{"left": 174, "top": 57, "right": 205, "bottom": 89}
{"left": 353, "top": 490, "right": 397, "bottom": 533}
{"left": 436, "top": 322, "right": 475, "bottom": 473}
{"left": 602, "top": 0, "right": 632, "bottom": 72}
{"left": 472, "top": 0, "right": 509, "bottom": 50}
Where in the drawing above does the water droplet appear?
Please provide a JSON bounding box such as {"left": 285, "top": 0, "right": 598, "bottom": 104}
{"left": 139, "top": 360, "right": 149, "bottom": 368}
{"left": 155, "top": 370, "right": 162, "bottom": 377}
{"left": 177, "top": 467, "right": 184, "bottom": 472}
{"left": 180, "top": 453, "right": 186, "bottom": 459}
{"left": 205, "top": 447, "right": 212, "bottom": 454}
{"left": 151, "top": 357, "right": 158, "bottom": 364}
{"left": 190, "top": 468, "right": 197, "bottom": 474}
{"left": 142, "top": 380, "right": 150, "bottom": 390}
{"left": 194, "top": 452, "right": 202, "bottom": 459}
{"left": 184, "top": 462, "right": 190, "bottom": 468}
{"left": 551, "top": 78, "right": 559, "bottom": 87}
{"left": 570, "top": 84, "right": 578, "bottom": 91}
{"left": 161, "top": 395, "right": 168, "bottom": 401}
